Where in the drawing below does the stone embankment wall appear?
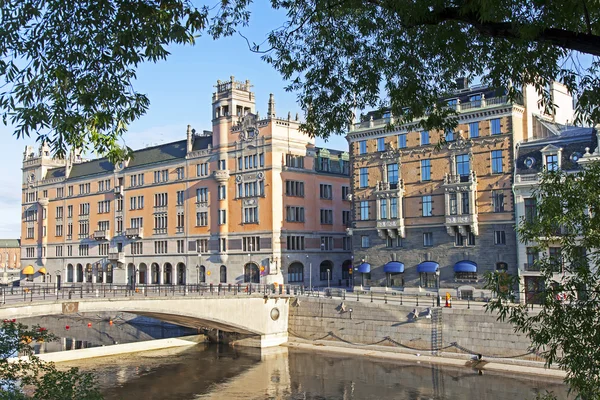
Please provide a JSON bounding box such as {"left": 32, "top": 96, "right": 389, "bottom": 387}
{"left": 289, "top": 297, "right": 538, "bottom": 360}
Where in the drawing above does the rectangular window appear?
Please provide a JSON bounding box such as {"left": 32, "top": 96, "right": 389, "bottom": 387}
{"left": 176, "top": 239, "right": 185, "bottom": 254}
{"left": 242, "top": 236, "right": 261, "bottom": 252}
{"left": 219, "top": 238, "right": 227, "bottom": 252}
{"left": 343, "top": 237, "right": 352, "bottom": 251}
{"left": 218, "top": 185, "right": 226, "bottom": 200}
{"left": 490, "top": 118, "right": 501, "bottom": 135}
{"left": 491, "top": 150, "right": 503, "bottom": 173}
{"left": 398, "top": 134, "right": 407, "bottom": 149}
{"left": 421, "top": 160, "right": 431, "bottom": 181}
{"left": 197, "top": 239, "right": 209, "bottom": 253}
{"left": 387, "top": 163, "right": 399, "bottom": 186}
{"left": 359, "top": 141, "right": 367, "bottom": 155}
{"left": 449, "top": 193, "right": 457, "bottom": 215}
{"left": 342, "top": 186, "right": 350, "bottom": 201}
{"left": 455, "top": 231, "right": 464, "bottom": 246}
{"left": 285, "top": 180, "right": 305, "bottom": 197}
{"left": 549, "top": 247, "right": 562, "bottom": 271}
{"left": 68, "top": 186, "right": 73, "bottom": 197}
{"left": 285, "top": 154, "right": 305, "bottom": 168}
{"left": 196, "top": 212, "right": 208, "bottom": 226}
{"left": 131, "top": 242, "right": 143, "bottom": 255}
{"left": 286, "top": 235, "right": 306, "bottom": 251}
{"left": 153, "top": 213, "right": 167, "bottom": 234}
{"left": 56, "top": 206, "right": 64, "bottom": 219}
{"left": 55, "top": 225, "right": 63, "bottom": 237}
{"left": 154, "top": 193, "right": 168, "bottom": 207}
{"left": 461, "top": 192, "right": 470, "bottom": 214}
{"left": 390, "top": 198, "right": 398, "bottom": 219}
{"left": 153, "top": 169, "right": 169, "bottom": 183}
{"left": 218, "top": 209, "right": 226, "bottom": 225}
{"left": 524, "top": 198, "right": 537, "bottom": 223}
{"left": 492, "top": 190, "right": 505, "bottom": 212}
{"left": 67, "top": 245, "right": 72, "bottom": 256}
{"left": 320, "top": 209, "right": 333, "bottom": 225}
{"left": 176, "top": 167, "right": 184, "bottom": 180}
{"left": 130, "top": 217, "right": 143, "bottom": 228}
{"left": 546, "top": 154, "right": 559, "bottom": 171}
{"left": 420, "top": 131, "right": 429, "bottom": 145}
{"left": 377, "top": 138, "right": 385, "bottom": 152}
{"left": 176, "top": 212, "right": 184, "bottom": 232}
{"left": 55, "top": 246, "right": 63, "bottom": 257}
{"left": 361, "top": 235, "right": 370, "bottom": 248}
{"left": 154, "top": 240, "right": 168, "bottom": 254}
{"left": 469, "top": 122, "right": 479, "bottom": 138}
{"left": 422, "top": 195, "right": 433, "bottom": 217}
{"left": 494, "top": 231, "right": 506, "bottom": 245}
{"left": 467, "top": 232, "right": 476, "bottom": 246}
{"left": 56, "top": 187, "right": 64, "bottom": 198}
{"left": 379, "top": 199, "right": 387, "bottom": 219}
{"left": 286, "top": 206, "right": 305, "bottom": 222}
{"left": 196, "top": 187, "right": 208, "bottom": 203}
{"left": 197, "top": 163, "right": 208, "bottom": 177}
{"left": 445, "top": 128, "right": 454, "bottom": 142}
{"left": 321, "top": 236, "right": 333, "bottom": 251}
{"left": 78, "top": 244, "right": 89, "bottom": 256}
{"left": 526, "top": 247, "right": 539, "bottom": 269}
{"left": 456, "top": 154, "right": 470, "bottom": 178}
{"left": 359, "top": 168, "right": 368, "bottom": 188}
{"left": 342, "top": 210, "right": 351, "bottom": 226}
{"left": 176, "top": 190, "right": 185, "bottom": 206}
{"left": 243, "top": 207, "right": 258, "bottom": 223}
{"left": 360, "top": 201, "right": 369, "bottom": 220}
{"left": 218, "top": 160, "right": 226, "bottom": 170}
{"left": 319, "top": 184, "right": 333, "bottom": 199}
{"left": 423, "top": 232, "right": 433, "bottom": 247}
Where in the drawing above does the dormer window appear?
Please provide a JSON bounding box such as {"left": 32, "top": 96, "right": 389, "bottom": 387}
{"left": 540, "top": 144, "right": 562, "bottom": 172}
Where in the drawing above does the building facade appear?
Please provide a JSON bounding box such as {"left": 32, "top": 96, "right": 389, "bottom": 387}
{"left": 347, "top": 81, "right": 575, "bottom": 298}
{"left": 20, "top": 78, "right": 351, "bottom": 287}
{"left": 0, "top": 239, "right": 21, "bottom": 285}
{"left": 514, "top": 122, "right": 598, "bottom": 303}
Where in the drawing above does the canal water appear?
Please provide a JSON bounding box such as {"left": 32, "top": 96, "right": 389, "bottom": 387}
{"left": 17, "top": 316, "right": 570, "bottom": 399}
{"left": 63, "top": 344, "right": 569, "bottom": 400}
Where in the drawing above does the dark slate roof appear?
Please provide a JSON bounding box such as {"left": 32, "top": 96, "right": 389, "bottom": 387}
{"left": 516, "top": 127, "right": 596, "bottom": 175}
{"left": 315, "top": 147, "right": 348, "bottom": 156}
{"left": 46, "top": 167, "right": 65, "bottom": 179}
{"left": 70, "top": 158, "right": 115, "bottom": 179}
{"left": 127, "top": 140, "right": 187, "bottom": 169}
{"left": 0, "top": 239, "right": 20, "bottom": 248}
{"left": 192, "top": 135, "right": 212, "bottom": 152}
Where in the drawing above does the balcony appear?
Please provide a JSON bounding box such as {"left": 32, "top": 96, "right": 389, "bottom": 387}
{"left": 125, "top": 227, "right": 143, "bottom": 239}
{"left": 212, "top": 170, "right": 230, "bottom": 183}
{"left": 375, "top": 179, "right": 406, "bottom": 239}
{"left": 443, "top": 171, "right": 478, "bottom": 236}
{"left": 108, "top": 252, "right": 125, "bottom": 263}
{"left": 114, "top": 185, "right": 123, "bottom": 196}
{"left": 93, "top": 229, "right": 110, "bottom": 241}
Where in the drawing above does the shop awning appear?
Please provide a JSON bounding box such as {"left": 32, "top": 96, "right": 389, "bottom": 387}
{"left": 38, "top": 267, "right": 47, "bottom": 274}
{"left": 357, "top": 263, "right": 371, "bottom": 273}
{"left": 22, "top": 265, "right": 34, "bottom": 275}
{"left": 416, "top": 261, "right": 439, "bottom": 273}
{"left": 453, "top": 260, "right": 477, "bottom": 273}
{"left": 383, "top": 261, "right": 405, "bottom": 274}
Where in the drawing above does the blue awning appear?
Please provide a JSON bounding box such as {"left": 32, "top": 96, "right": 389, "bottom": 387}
{"left": 356, "top": 263, "right": 371, "bottom": 273}
{"left": 416, "top": 261, "right": 439, "bottom": 273}
{"left": 383, "top": 261, "right": 405, "bottom": 274}
{"left": 453, "top": 260, "right": 477, "bottom": 273}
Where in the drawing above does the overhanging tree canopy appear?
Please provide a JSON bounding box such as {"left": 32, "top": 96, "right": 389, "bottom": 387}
{"left": 1, "top": 0, "right": 599, "bottom": 159}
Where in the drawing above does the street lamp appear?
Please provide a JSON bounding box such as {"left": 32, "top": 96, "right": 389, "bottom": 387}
{"left": 306, "top": 254, "right": 311, "bottom": 290}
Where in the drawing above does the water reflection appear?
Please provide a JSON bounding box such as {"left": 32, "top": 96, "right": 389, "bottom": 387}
{"left": 64, "top": 345, "right": 569, "bottom": 400}
{"left": 18, "top": 315, "right": 197, "bottom": 354}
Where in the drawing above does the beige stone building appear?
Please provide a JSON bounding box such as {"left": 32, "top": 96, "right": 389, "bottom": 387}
{"left": 347, "top": 81, "right": 575, "bottom": 298}
{"left": 20, "top": 78, "right": 351, "bottom": 287}
{"left": 0, "top": 239, "right": 21, "bottom": 285}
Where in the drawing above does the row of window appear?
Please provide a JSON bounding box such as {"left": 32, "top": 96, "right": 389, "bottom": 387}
{"left": 359, "top": 230, "right": 507, "bottom": 249}
{"left": 359, "top": 118, "right": 503, "bottom": 154}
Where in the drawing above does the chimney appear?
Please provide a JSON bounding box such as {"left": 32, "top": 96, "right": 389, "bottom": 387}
{"left": 186, "top": 125, "right": 193, "bottom": 153}
{"left": 456, "top": 77, "right": 468, "bottom": 90}
{"left": 268, "top": 93, "right": 276, "bottom": 118}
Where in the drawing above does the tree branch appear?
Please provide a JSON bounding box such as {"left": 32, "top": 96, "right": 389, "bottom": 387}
{"left": 364, "top": 1, "right": 600, "bottom": 57}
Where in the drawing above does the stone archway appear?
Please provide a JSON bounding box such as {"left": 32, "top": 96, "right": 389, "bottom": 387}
{"left": 138, "top": 263, "right": 148, "bottom": 285}
{"left": 287, "top": 262, "right": 304, "bottom": 283}
{"left": 319, "top": 260, "right": 333, "bottom": 283}
{"left": 164, "top": 263, "right": 173, "bottom": 285}
{"left": 151, "top": 263, "right": 160, "bottom": 284}
{"left": 66, "top": 264, "right": 74, "bottom": 283}
{"left": 244, "top": 263, "right": 260, "bottom": 284}
{"left": 177, "top": 263, "right": 186, "bottom": 285}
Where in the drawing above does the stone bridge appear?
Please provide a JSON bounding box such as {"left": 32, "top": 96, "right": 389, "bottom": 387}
{"left": 0, "top": 295, "right": 290, "bottom": 348}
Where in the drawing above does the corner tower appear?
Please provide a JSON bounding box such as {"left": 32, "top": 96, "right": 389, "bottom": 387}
{"left": 212, "top": 76, "right": 256, "bottom": 148}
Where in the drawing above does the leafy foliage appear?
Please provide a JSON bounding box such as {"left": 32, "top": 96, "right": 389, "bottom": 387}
{"left": 0, "top": 320, "right": 102, "bottom": 399}
{"left": 485, "top": 162, "right": 600, "bottom": 399}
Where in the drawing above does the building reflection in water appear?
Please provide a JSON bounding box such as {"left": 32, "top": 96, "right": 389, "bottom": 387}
{"left": 63, "top": 343, "right": 569, "bottom": 400}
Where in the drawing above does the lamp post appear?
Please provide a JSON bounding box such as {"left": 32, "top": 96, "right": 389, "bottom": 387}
{"left": 196, "top": 264, "right": 200, "bottom": 285}
{"left": 327, "top": 268, "right": 330, "bottom": 289}
{"left": 306, "top": 254, "right": 311, "bottom": 291}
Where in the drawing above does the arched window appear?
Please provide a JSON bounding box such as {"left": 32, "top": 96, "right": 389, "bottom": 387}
{"left": 244, "top": 263, "right": 260, "bottom": 283}
{"left": 106, "top": 264, "right": 113, "bottom": 284}
{"left": 220, "top": 265, "right": 227, "bottom": 283}
{"left": 138, "top": 263, "right": 148, "bottom": 284}
{"left": 151, "top": 263, "right": 160, "bottom": 284}
{"left": 85, "top": 264, "right": 93, "bottom": 283}
{"left": 76, "top": 264, "right": 84, "bottom": 282}
{"left": 319, "top": 260, "right": 333, "bottom": 281}
{"left": 96, "top": 263, "right": 103, "bottom": 283}
{"left": 66, "top": 264, "right": 74, "bottom": 283}
{"left": 177, "top": 263, "right": 186, "bottom": 285}
{"left": 288, "top": 262, "right": 304, "bottom": 283}
{"left": 164, "top": 263, "right": 173, "bottom": 285}
{"left": 198, "top": 265, "right": 206, "bottom": 283}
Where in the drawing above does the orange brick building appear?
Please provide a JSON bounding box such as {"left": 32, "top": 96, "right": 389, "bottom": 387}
{"left": 20, "top": 78, "right": 351, "bottom": 287}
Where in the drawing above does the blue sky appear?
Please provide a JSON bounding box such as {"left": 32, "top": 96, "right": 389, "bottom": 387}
{"left": 0, "top": 4, "right": 348, "bottom": 238}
